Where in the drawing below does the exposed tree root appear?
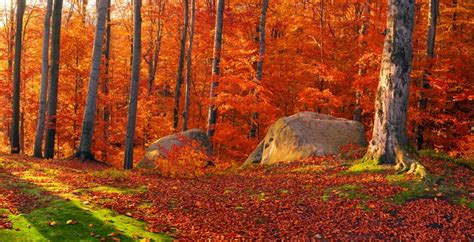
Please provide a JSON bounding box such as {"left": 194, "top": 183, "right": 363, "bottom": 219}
{"left": 361, "top": 147, "right": 430, "bottom": 180}
{"left": 70, "top": 151, "right": 111, "bottom": 167}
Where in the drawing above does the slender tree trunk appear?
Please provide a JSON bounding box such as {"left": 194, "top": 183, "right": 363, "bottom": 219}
{"left": 124, "top": 0, "right": 142, "bottom": 170}
{"left": 44, "top": 0, "right": 64, "bottom": 159}
{"left": 182, "top": 0, "right": 195, "bottom": 132}
{"left": 102, "top": 0, "right": 111, "bottom": 161}
{"left": 206, "top": 0, "right": 224, "bottom": 138}
{"left": 33, "top": 0, "right": 53, "bottom": 158}
{"left": 364, "top": 0, "right": 415, "bottom": 166}
{"left": 354, "top": 0, "right": 370, "bottom": 123}
{"left": 249, "top": 0, "right": 269, "bottom": 139}
{"left": 173, "top": 0, "right": 189, "bottom": 130}
{"left": 415, "top": 0, "right": 438, "bottom": 150}
{"left": 10, "top": 0, "right": 26, "bottom": 154}
{"left": 77, "top": 0, "right": 109, "bottom": 160}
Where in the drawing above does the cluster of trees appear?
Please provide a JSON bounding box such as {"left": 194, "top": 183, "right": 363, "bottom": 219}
{"left": 0, "top": 0, "right": 472, "bottom": 167}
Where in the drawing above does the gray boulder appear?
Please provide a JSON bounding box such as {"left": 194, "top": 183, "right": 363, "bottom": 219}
{"left": 244, "top": 112, "right": 367, "bottom": 166}
{"left": 138, "top": 129, "right": 211, "bottom": 169}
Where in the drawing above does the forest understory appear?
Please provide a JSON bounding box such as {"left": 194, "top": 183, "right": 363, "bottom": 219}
{"left": 0, "top": 152, "right": 472, "bottom": 240}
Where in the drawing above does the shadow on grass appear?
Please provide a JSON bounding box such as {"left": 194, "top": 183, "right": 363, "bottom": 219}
{"left": 0, "top": 168, "right": 167, "bottom": 241}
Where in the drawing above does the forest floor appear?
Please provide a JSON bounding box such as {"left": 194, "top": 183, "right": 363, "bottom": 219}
{"left": 0, "top": 152, "right": 472, "bottom": 241}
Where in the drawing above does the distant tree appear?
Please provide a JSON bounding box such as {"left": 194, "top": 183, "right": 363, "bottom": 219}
{"left": 33, "top": 0, "right": 53, "bottom": 158}
{"left": 44, "top": 0, "right": 64, "bottom": 159}
{"left": 173, "top": 0, "right": 189, "bottom": 130}
{"left": 249, "top": 0, "right": 269, "bottom": 139}
{"left": 101, "top": 0, "right": 112, "bottom": 161}
{"left": 415, "top": 0, "right": 439, "bottom": 150}
{"left": 76, "top": 0, "right": 109, "bottom": 161}
{"left": 11, "top": 0, "right": 26, "bottom": 154}
{"left": 206, "top": 0, "right": 224, "bottom": 138}
{"left": 124, "top": 0, "right": 142, "bottom": 169}
{"left": 182, "top": 0, "right": 195, "bottom": 132}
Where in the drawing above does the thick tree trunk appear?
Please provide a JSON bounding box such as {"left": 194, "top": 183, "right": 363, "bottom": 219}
{"left": 101, "top": 0, "right": 111, "bottom": 161}
{"left": 77, "top": 0, "right": 109, "bottom": 161}
{"left": 33, "top": 0, "right": 53, "bottom": 158}
{"left": 182, "top": 0, "right": 195, "bottom": 132}
{"left": 11, "top": 0, "right": 26, "bottom": 154}
{"left": 415, "top": 0, "right": 438, "bottom": 150}
{"left": 173, "top": 0, "right": 189, "bottom": 130}
{"left": 364, "top": 0, "right": 416, "bottom": 168}
{"left": 124, "top": 0, "right": 142, "bottom": 170}
{"left": 206, "top": 0, "right": 225, "bottom": 138}
{"left": 44, "top": 0, "right": 64, "bottom": 159}
{"left": 249, "top": 0, "right": 269, "bottom": 139}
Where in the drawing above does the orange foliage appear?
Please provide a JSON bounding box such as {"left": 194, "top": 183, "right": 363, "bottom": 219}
{"left": 0, "top": 0, "right": 472, "bottom": 163}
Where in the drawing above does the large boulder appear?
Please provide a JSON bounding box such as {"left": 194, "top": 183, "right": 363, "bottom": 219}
{"left": 244, "top": 112, "right": 367, "bottom": 166}
{"left": 138, "top": 129, "right": 212, "bottom": 169}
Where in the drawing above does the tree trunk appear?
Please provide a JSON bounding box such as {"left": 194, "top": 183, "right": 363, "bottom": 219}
{"left": 11, "top": 0, "right": 26, "bottom": 154}
{"left": 102, "top": 0, "right": 111, "bottom": 161}
{"left": 206, "top": 0, "right": 225, "bottom": 138}
{"left": 354, "top": 0, "right": 370, "bottom": 123}
{"left": 415, "top": 0, "right": 438, "bottom": 150}
{"left": 77, "top": 0, "right": 109, "bottom": 161}
{"left": 182, "top": 0, "right": 195, "bottom": 132}
{"left": 173, "top": 0, "right": 189, "bottom": 130}
{"left": 124, "top": 0, "right": 142, "bottom": 170}
{"left": 33, "top": 0, "right": 53, "bottom": 158}
{"left": 249, "top": 0, "right": 269, "bottom": 139}
{"left": 364, "top": 0, "right": 415, "bottom": 167}
{"left": 44, "top": 0, "right": 64, "bottom": 159}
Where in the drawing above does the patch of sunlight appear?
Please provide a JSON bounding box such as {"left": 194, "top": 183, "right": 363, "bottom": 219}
{"left": 290, "top": 165, "right": 326, "bottom": 174}
{"left": 91, "top": 169, "right": 130, "bottom": 181}
{"left": 87, "top": 185, "right": 148, "bottom": 194}
{"left": 344, "top": 160, "right": 386, "bottom": 174}
{"left": 0, "top": 199, "right": 170, "bottom": 241}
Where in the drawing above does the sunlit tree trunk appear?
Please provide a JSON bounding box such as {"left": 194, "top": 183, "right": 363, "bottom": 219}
{"left": 11, "top": 0, "right": 26, "bottom": 154}
{"left": 77, "top": 0, "right": 109, "bottom": 160}
{"left": 44, "top": 0, "right": 64, "bottom": 159}
{"left": 173, "top": 0, "right": 189, "bottom": 130}
{"left": 364, "top": 0, "right": 415, "bottom": 166}
{"left": 206, "top": 0, "right": 224, "bottom": 138}
{"left": 415, "top": 0, "right": 438, "bottom": 150}
{"left": 249, "top": 0, "right": 269, "bottom": 139}
{"left": 182, "top": 0, "right": 195, "bottom": 132}
{"left": 33, "top": 0, "right": 53, "bottom": 158}
{"left": 124, "top": 0, "right": 142, "bottom": 170}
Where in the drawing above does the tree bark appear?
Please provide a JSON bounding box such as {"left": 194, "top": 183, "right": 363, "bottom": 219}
{"left": 354, "top": 0, "right": 370, "bottom": 123}
{"left": 44, "top": 0, "right": 64, "bottom": 159}
{"left": 101, "top": 0, "right": 111, "bottom": 161}
{"left": 182, "top": 0, "right": 195, "bottom": 132}
{"left": 206, "top": 0, "right": 225, "bottom": 138}
{"left": 249, "top": 0, "right": 269, "bottom": 139}
{"left": 415, "top": 0, "right": 438, "bottom": 150}
{"left": 173, "top": 0, "right": 189, "bottom": 130}
{"left": 33, "top": 0, "right": 53, "bottom": 158}
{"left": 11, "top": 0, "right": 26, "bottom": 154}
{"left": 364, "top": 0, "right": 415, "bottom": 167}
{"left": 77, "top": 0, "right": 109, "bottom": 161}
{"left": 124, "top": 0, "right": 142, "bottom": 170}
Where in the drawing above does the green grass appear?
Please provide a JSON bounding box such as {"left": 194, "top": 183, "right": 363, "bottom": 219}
{"left": 342, "top": 160, "right": 386, "bottom": 174}
{"left": 78, "top": 185, "right": 148, "bottom": 195}
{"left": 0, "top": 199, "right": 170, "bottom": 241}
{"left": 322, "top": 184, "right": 370, "bottom": 201}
